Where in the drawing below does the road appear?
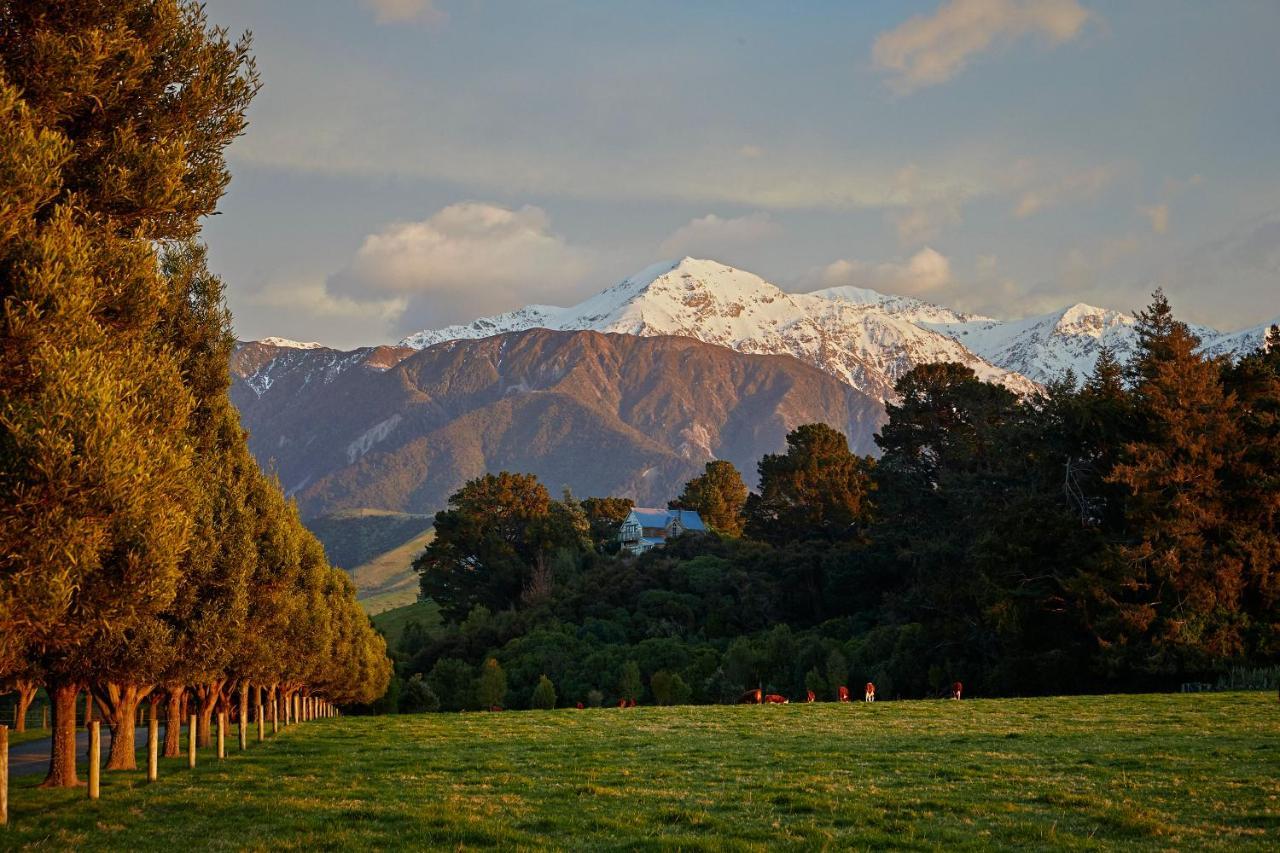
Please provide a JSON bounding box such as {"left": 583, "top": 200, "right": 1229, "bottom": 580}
{"left": 7, "top": 726, "right": 181, "bottom": 777}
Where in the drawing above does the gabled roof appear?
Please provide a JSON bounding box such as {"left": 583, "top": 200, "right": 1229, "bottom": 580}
{"left": 627, "top": 507, "right": 707, "bottom": 532}
{"left": 630, "top": 507, "right": 674, "bottom": 528}
{"left": 669, "top": 509, "right": 707, "bottom": 532}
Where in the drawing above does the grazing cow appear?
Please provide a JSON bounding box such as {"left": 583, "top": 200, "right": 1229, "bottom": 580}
{"left": 739, "top": 689, "right": 763, "bottom": 705}
{"left": 864, "top": 682, "right": 876, "bottom": 702}
{"left": 627, "top": 698, "right": 637, "bottom": 708}
{"left": 951, "top": 681, "right": 963, "bottom": 700}
{"left": 806, "top": 690, "right": 816, "bottom": 704}
{"left": 489, "top": 705, "right": 503, "bottom": 712}
{"left": 837, "top": 685, "right": 850, "bottom": 703}
{"left": 618, "top": 698, "right": 627, "bottom": 708}
{"left": 576, "top": 702, "right": 584, "bottom": 709}
{"left": 763, "top": 694, "right": 789, "bottom": 704}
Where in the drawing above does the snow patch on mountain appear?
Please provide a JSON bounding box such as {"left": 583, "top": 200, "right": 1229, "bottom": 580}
{"left": 400, "top": 257, "right": 1036, "bottom": 401}
{"left": 259, "top": 337, "right": 326, "bottom": 350}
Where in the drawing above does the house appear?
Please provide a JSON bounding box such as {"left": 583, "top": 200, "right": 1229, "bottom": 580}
{"left": 618, "top": 507, "right": 707, "bottom": 554}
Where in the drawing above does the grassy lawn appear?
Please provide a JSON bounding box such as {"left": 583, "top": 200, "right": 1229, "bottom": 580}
{"left": 3, "top": 692, "right": 1276, "bottom": 850}
{"left": 370, "top": 598, "right": 443, "bottom": 648}
{"left": 3, "top": 728, "right": 50, "bottom": 748}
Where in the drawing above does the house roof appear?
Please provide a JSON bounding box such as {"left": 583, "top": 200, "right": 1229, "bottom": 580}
{"left": 670, "top": 509, "right": 707, "bottom": 532}
{"left": 630, "top": 507, "right": 674, "bottom": 528}
{"left": 628, "top": 507, "right": 707, "bottom": 532}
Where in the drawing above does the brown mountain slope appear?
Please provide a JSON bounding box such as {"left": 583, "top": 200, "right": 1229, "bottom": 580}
{"left": 230, "top": 329, "right": 886, "bottom": 519}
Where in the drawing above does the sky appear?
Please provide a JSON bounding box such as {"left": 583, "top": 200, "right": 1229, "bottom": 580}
{"left": 203, "top": 0, "right": 1280, "bottom": 349}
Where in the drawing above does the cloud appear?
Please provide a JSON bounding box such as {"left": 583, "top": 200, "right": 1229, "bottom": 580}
{"left": 362, "top": 0, "right": 447, "bottom": 25}
{"left": 659, "top": 212, "right": 780, "bottom": 258}
{"left": 1013, "top": 164, "right": 1114, "bottom": 218}
{"left": 237, "top": 275, "right": 409, "bottom": 347}
{"left": 737, "top": 145, "right": 765, "bottom": 160}
{"left": 873, "top": 0, "right": 1093, "bottom": 94}
{"left": 885, "top": 163, "right": 970, "bottom": 245}
{"left": 1139, "top": 203, "right": 1169, "bottom": 234}
{"left": 329, "top": 202, "right": 593, "bottom": 330}
{"left": 805, "top": 247, "right": 954, "bottom": 298}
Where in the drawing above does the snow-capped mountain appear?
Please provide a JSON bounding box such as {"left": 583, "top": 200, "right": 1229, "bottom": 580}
{"left": 930, "top": 305, "right": 1275, "bottom": 384}
{"left": 399, "top": 257, "right": 1275, "bottom": 390}
{"left": 400, "top": 257, "right": 1037, "bottom": 401}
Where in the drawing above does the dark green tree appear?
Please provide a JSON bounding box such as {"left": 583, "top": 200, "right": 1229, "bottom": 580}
{"left": 671, "top": 460, "right": 749, "bottom": 536}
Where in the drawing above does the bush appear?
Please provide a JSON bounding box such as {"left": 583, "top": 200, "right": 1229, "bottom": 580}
{"left": 427, "top": 658, "right": 475, "bottom": 712}
{"left": 618, "top": 660, "right": 642, "bottom": 703}
{"left": 400, "top": 674, "right": 440, "bottom": 713}
{"left": 531, "top": 674, "right": 557, "bottom": 710}
{"left": 587, "top": 689, "right": 604, "bottom": 708}
{"left": 476, "top": 657, "right": 508, "bottom": 709}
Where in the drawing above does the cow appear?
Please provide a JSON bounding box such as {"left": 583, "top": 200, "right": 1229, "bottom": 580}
{"left": 618, "top": 698, "right": 627, "bottom": 708}
{"left": 627, "top": 698, "right": 637, "bottom": 708}
{"left": 576, "top": 702, "right": 584, "bottom": 709}
{"left": 763, "top": 694, "right": 789, "bottom": 704}
{"left": 864, "top": 682, "right": 876, "bottom": 702}
{"left": 951, "top": 681, "right": 963, "bottom": 700}
{"left": 837, "top": 685, "right": 850, "bottom": 703}
{"left": 805, "top": 690, "right": 816, "bottom": 704}
{"left": 739, "top": 689, "right": 763, "bottom": 705}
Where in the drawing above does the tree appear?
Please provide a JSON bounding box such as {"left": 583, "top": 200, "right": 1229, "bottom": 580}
{"left": 581, "top": 497, "right": 635, "bottom": 551}
{"left": 744, "top": 424, "right": 876, "bottom": 545}
{"left": 0, "top": 0, "right": 258, "bottom": 787}
{"left": 1101, "top": 292, "right": 1248, "bottom": 668}
{"left": 531, "top": 675, "right": 558, "bottom": 710}
{"left": 427, "top": 658, "right": 474, "bottom": 712}
{"left": 416, "top": 472, "right": 553, "bottom": 620}
{"left": 672, "top": 461, "right": 749, "bottom": 536}
{"left": 617, "top": 660, "right": 643, "bottom": 703}
{"left": 476, "top": 658, "right": 508, "bottom": 709}
{"left": 400, "top": 674, "right": 439, "bottom": 714}
{"left": 650, "top": 671, "right": 691, "bottom": 705}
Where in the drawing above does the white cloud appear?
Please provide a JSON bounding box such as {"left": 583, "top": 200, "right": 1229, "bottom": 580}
{"left": 237, "top": 275, "right": 409, "bottom": 347}
{"left": 329, "top": 202, "right": 592, "bottom": 329}
{"left": 807, "top": 247, "right": 954, "bottom": 297}
{"left": 362, "top": 0, "right": 446, "bottom": 26}
{"left": 873, "top": 0, "right": 1093, "bottom": 94}
{"left": 1139, "top": 203, "right": 1169, "bottom": 234}
{"left": 659, "top": 212, "right": 780, "bottom": 258}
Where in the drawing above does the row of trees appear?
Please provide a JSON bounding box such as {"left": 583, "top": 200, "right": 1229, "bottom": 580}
{"left": 0, "top": 2, "right": 389, "bottom": 785}
{"left": 402, "top": 295, "right": 1278, "bottom": 705}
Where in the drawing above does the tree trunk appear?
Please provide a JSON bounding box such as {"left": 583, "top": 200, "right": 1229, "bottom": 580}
{"left": 195, "top": 681, "right": 222, "bottom": 749}
{"left": 163, "top": 686, "right": 184, "bottom": 758}
{"left": 13, "top": 680, "right": 36, "bottom": 733}
{"left": 238, "top": 680, "right": 249, "bottom": 749}
{"left": 39, "top": 681, "right": 81, "bottom": 788}
{"left": 92, "top": 683, "right": 149, "bottom": 771}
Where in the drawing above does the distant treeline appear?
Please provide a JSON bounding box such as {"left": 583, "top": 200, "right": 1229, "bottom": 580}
{"left": 377, "top": 295, "right": 1279, "bottom": 710}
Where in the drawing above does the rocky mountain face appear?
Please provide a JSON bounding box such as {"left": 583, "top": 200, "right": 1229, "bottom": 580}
{"left": 230, "top": 329, "right": 885, "bottom": 520}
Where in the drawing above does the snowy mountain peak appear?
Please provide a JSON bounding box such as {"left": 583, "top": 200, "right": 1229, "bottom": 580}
{"left": 807, "top": 284, "right": 990, "bottom": 325}
{"left": 258, "top": 337, "right": 326, "bottom": 350}
{"left": 398, "top": 257, "right": 1037, "bottom": 401}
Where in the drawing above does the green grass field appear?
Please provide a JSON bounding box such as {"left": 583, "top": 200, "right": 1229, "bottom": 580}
{"left": 3, "top": 692, "right": 1276, "bottom": 850}
{"left": 370, "top": 598, "right": 443, "bottom": 648}
{"left": 352, "top": 528, "right": 434, "bottom": 616}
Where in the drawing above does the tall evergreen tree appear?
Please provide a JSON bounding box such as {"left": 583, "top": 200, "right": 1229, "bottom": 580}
{"left": 671, "top": 460, "right": 749, "bottom": 536}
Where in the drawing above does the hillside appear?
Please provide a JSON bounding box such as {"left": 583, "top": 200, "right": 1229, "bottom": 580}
{"left": 305, "top": 509, "right": 432, "bottom": 571}
{"left": 231, "top": 328, "right": 885, "bottom": 520}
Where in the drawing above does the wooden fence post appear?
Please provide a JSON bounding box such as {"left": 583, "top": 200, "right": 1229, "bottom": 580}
{"left": 217, "top": 712, "right": 225, "bottom": 759}
{"left": 271, "top": 697, "right": 278, "bottom": 734}
{"left": 188, "top": 714, "right": 197, "bottom": 769}
{"left": 238, "top": 689, "right": 248, "bottom": 751}
{"left": 256, "top": 704, "right": 264, "bottom": 743}
{"left": 1, "top": 724, "right": 8, "bottom": 826}
{"left": 88, "top": 721, "right": 100, "bottom": 800}
{"left": 147, "top": 702, "right": 158, "bottom": 782}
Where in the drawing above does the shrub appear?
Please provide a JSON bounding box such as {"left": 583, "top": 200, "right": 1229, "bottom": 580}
{"left": 400, "top": 674, "right": 440, "bottom": 713}
{"left": 476, "top": 657, "right": 508, "bottom": 709}
{"left": 531, "top": 675, "right": 557, "bottom": 710}
{"left": 587, "top": 689, "right": 604, "bottom": 708}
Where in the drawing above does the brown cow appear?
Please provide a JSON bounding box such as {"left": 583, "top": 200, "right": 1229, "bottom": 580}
{"left": 618, "top": 698, "right": 627, "bottom": 708}
{"left": 627, "top": 698, "right": 637, "bottom": 708}
{"left": 864, "top": 682, "right": 876, "bottom": 702}
{"left": 805, "top": 690, "right": 816, "bottom": 704}
{"left": 739, "top": 689, "right": 763, "bottom": 705}
{"left": 763, "top": 694, "right": 789, "bottom": 704}
{"left": 837, "top": 685, "right": 850, "bottom": 702}
{"left": 951, "top": 681, "right": 963, "bottom": 700}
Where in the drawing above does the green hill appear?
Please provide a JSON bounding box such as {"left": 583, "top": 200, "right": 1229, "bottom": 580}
{"left": 305, "top": 509, "right": 431, "bottom": 572}
{"left": 370, "top": 599, "right": 442, "bottom": 648}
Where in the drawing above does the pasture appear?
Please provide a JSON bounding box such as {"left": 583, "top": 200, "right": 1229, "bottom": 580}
{"left": 2, "top": 692, "right": 1276, "bottom": 850}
